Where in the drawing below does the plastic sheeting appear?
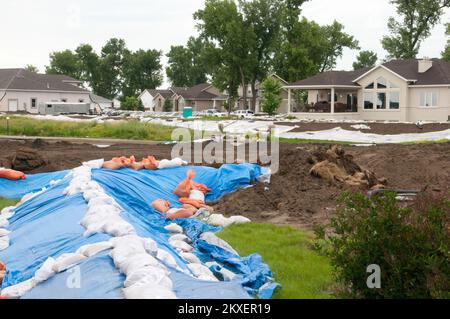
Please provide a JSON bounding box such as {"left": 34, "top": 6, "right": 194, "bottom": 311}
{"left": 0, "top": 164, "right": 278, "bottom": 299}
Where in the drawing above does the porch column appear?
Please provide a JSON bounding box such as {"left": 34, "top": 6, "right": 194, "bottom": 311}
{"left": 287, "top": 88, "right": 292, "bottom": 115}
{"left": 213, "top": 99, "right": 217, "bottom": 110}
{"left": 330, "top": 87, "right": 335, "bottom": 114}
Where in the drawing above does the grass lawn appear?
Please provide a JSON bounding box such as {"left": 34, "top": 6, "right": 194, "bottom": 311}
{"left": 217, "top": 223, "right": 333, "bottom": 299}
{"left": 0, "top": 116, "right": 178, "bottom": 141}
{"left": 0, "top": 198, "right": 17, "bottom": 210}
{"left": 278, "top": 137, "right": 362, "bottom": 145}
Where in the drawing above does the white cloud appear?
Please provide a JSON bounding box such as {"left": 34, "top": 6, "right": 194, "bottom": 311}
{"left": 1, "top": 0, "right": 448, "bottom": 87}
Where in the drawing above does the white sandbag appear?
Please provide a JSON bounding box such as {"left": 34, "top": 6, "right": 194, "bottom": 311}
{"left": 0, "top": 228, "right": 10, "bottom": 237}
{"left": 52, "top": 253, "right": 87, "bottom": 273}
{"left": 124, "top": 266, "right": 171, "bottom": 289}
{"left": 34, "top": 257, "right": 56, "bottom": 283}
{"left": 142, "top": 238, "right": 158, "bottom": 256}
{"left": 83, "top": 222, "right": 105, "bottom": 237}
{"left": 164, "top": 223, "right": 183, "bottom": 233}
{"left": 180, "top": 252, "right": 201, "bottom": 264}
{"left": 85, "top": 180, "right": 103, "bottom": 192}
{"left": 87, "top": 196, "right": 120, "bottom": 210}
{"left": 0, "top": 217, "right": 9, "bottom": 228}
{"left": 83, "top": 190, "right": 104, "bottom": 202}
{"left": 200, "top": 232, "right": 238, "bottom": 255}
{"left": 76, "top": 241, "right": 113, "bottom": 257}
{"left": 86, "top": 204, "right": 121, "bottom": 217}
{"left": 170, "top": 240, "right": 193, "bottom": 252}
{"left": 122, "top": 282, "right": 177, "bottom": 299}
{"left": 156, "top": 248, "right": 178, "bottom": 268}
{"left": 109, "top": 237, "right": 147, "bottom": 267}
{"left": 0, "top": 236, "right": 9, "bottom": 251}
{"left": 120, "top": 253, "right": 161, "bottom": 275}
{"left": 1, "top": 206, "right": 15, "bottom": 219}
{"left": 169, "top": 234, "right": 190, "bottom": 244}
{"left": 189, "top": 190, "right": 205, "bottom": 202}
{"left": 205, "top": 214, "right": 233, "bottom": 227}
{"left": 82, "top": 159, "right": 104, "bottom": 169}
{"left": 205, "top": 262, "right": 236, "bottom": 281}
{"left": 157, "top": 158, "right": 187, "bottom": 169}
{"left": 229, "top": 215, "right": 251, "bottom": 225}
{"left": 80, "top": 211, "right": 110, "bottom": 228}
{"left": 0, "top": 278, "right": 36, "bottom": 298}
{"left": 187, "top": 263, "right": 218, "bottom": 282}
{"left": 102, "top": 219, "right": 135, "bottom": 237}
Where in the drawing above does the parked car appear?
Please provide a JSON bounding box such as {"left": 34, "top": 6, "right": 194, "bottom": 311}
{"left": 232, "top": 109, "right": 255, "bottom": 119}
{"left": 199, "top": 109, "right": 226, "bottom": 117}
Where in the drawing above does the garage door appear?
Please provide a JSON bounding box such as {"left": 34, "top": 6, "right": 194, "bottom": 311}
{"left": 8, "top": 99, "right": 18, "bottom": 112}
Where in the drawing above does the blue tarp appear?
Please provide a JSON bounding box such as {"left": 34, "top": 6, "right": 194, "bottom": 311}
{"left": 0, "top": 164, "right": 278, "bottom": 299}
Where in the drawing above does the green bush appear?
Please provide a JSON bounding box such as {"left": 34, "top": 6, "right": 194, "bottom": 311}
{"left": 121, "top": 96, "right": 143, "bottom": 111}
{"left": 316, "top": 191, "right": 450, "bottom": 299}
{"left": 163, "top": 99, "right": 173, "bottom": 112}
{"left": 261, "top": 77, "right": 282, "bottom": 115}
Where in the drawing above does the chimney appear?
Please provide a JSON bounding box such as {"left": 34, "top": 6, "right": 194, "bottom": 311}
{"left": 418, "top": 57, "right": 433, "bottom": 73}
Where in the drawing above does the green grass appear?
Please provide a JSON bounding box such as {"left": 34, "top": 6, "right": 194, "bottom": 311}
{"left": 0, "top": 116, "right": 178, "bottom": 141}
{"left": 217, "top": 223, "right": 333, "bottom": 299}
{"left": 0, "top": 198, "right": 17, "bottom": 210}
{"left": 400, "top": 139, "right": 450, "bottom": 145}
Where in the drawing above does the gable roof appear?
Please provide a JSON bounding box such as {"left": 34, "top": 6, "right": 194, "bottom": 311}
{"left": 171, "top": 83, "right": 219, "bottom": 100}
{"left": 287, "top": 59, "right": 450, "bottom": 88}
{"left": 0, "top": 69, "right": 88, "bottom": 92}
{"left": 90, "top": 93, "right": 112, "bottom": 104}
{"left": 145, "top": 89, "right": 174, "bottom": 99}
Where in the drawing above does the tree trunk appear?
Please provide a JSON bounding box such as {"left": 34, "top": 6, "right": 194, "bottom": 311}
{"left": 250, "top": 82, "right": 257, "bottom": 112}
{"left": 239, "top": 67, "right": 247, "bottom": 110}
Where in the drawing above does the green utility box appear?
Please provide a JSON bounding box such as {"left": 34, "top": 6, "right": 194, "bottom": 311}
{"left": 183, "top": 106, "right": 193, "bottom": 118}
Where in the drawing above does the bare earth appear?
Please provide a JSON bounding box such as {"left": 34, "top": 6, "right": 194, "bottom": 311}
{"left": 0, "top": 137, "right": 449, "bottom": 230}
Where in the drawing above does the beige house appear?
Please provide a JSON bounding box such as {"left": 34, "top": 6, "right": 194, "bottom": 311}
{"left": 0, "top": 69, "right": 93, "bottom": 113}
{"left": 139, "top": 83, "right": 227, "bottom": 112}
{"left": 284, "top": 58, "right": 450, "bottom": 122}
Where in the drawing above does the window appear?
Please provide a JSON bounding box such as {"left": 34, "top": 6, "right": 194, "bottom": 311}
{"left": 389, "top": 92, "right": 400, "bottom": 109}
{"left": 376, "top": 77, "right": 387, "bottom": 89}
{"left": 364, "top": 92, "right": 374, "bottom": 109}
{"left": 377, "top": 92, "right": 386, "bottom": 109}
{"left": 365, "top": 82, "right": 374, "bottom": 89}
{"left": 61, "top": 98, "right": 67, "bottom": 102}
{"left": 31, "top": 98, "right": 37, "bottom": 108}
{"left": 419, "top": 92, "right": 438, "bottom": 107}
{"left": 79, "top": 99, "right": 84, "bottom": 103}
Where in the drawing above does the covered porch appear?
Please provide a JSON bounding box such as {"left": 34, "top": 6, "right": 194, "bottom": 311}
{"left": 285, "top": 85, "right": 360, "bottom": 116}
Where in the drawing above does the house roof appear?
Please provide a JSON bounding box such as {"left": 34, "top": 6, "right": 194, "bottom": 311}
{"left": 287, "top": 59, "right": 450, "bottom": 88}
{"left": 147, "top": 89, "right": 174, "bottom": 99}
{"left": 171, "top": 83, "right": 219, "bottom": 100}
{"left": 0, "top": 68, "right": 88, "bottom": 92}
{"left": 90, "top": 93, "right": 112, "bottom": 104}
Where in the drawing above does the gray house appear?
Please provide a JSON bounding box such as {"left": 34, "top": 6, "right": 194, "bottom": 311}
{"left": 0, "top": 68, "right": 107, "bottom": 114}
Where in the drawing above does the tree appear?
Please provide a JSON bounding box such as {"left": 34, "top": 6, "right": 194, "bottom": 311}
{"left": 25, "top": 64, "right": 39, "bottom": 73}
{"left": 261, "top": 77, "right": 282, "bottom": 115}
{"left": 443, "top": 23, "right": 450, "bottom": 61}
{"left": 353, "top": 50, "right": 378, "bottom": 70}
{"left": 75, "top": 44, "right": 100, "bottom": 90}
{"left": 121, "top": 96, "right": 142, "bottom": 111}
{"left": 382, "top": 0, "right": 450, "bottom": 59}
{"left": 195, "top": 0, "right": 255, "bottom": 112}
{"left": 166, "top": 37, "right": 209, "bottom": 87}
{"left": 122, "top": 49, "right": 163, "bottom": 98}
{"left": 163, "top": 99, "right": 173, "bottom": 112}
{"left": 239, "top": 0, "right": 285, "bottom": 111}
{"left": 46, "top": 49, "right": 81, "bottom": 79}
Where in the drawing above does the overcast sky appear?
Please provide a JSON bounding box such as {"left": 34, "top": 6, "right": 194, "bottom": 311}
{"left": 1, "top": 0, "right": 449, "bottom": 87}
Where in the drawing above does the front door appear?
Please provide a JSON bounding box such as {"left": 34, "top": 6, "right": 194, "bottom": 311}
{"left": 8, "top": 99, "right": 18, "bottom": 112}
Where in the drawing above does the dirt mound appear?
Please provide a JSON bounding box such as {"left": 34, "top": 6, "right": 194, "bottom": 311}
{"left": 309, "top": 145, "right": 386, "bottom": 189}
{"left": 6, "top": 148, "right": 48, "bottom": 172}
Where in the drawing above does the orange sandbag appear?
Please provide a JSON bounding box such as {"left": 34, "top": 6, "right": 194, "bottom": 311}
{"left": 0, "top": 169, "right": 26, "bottom": 181}
{"left": 102, "top": 161, "right": 123, "bottom": 170}
{"left": 191, "top": 181, "right": 211, "bottom": 194}
{"left": 174, "top": 170, "right": 196, "bottom": 198}
{"left": 166, "top": 208, "right": 195, "bottom": 220}
{"left": 142, "top": 156, "right": 159, "bottom": 170}
{"left": 179, "top": 197, "right": 205, "bottom": 209}
{"left": 0, "top": 261, "right": 5, "bottom": 272}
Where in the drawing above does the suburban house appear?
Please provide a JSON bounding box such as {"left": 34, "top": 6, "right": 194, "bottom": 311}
{"left": 284, "top": 58, "right": 450, "bottom": 122}
{"left": 139, "top": 83, "right": 227, "bottom": 112}
{"left": 0, "top": 68, "right": 110, "bottom": 114}
{"left": 90, "top": 93, "right": 113, "bottom": 113}
{"left": 235, "top": 74, "right": 290, "bottom": 113}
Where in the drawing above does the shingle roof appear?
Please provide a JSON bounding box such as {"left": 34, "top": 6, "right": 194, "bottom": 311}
{"left": 90, "top": 93, "right": 112, "bottom": 104}
{"left": 147, "top": 89, "right": 174, "bottom": 99}
{"left": 0, "top": 69, "right": 88, "bottom": 92}
{"left": 171, "top": 83, "right": 218, "bottom": 100}
{"left": 288, "top": 59, "right": 450, "bottom": 87}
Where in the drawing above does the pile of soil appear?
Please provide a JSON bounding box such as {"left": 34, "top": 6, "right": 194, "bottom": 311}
{"left": 0, "top": 147, "right": 48, "bottom": 172}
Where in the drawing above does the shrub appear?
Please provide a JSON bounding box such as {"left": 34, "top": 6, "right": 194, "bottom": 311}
{"left": 121, "top": 96, "right": 143, "bottom": 111}
{"left": 163, "top": 99, "right": 173, "bottom": 112}
{"left": 316, "top": 191, "right": 450, "bottom": 299}
{"left": 261, "top": 77, "right": 282, "bottom": 115}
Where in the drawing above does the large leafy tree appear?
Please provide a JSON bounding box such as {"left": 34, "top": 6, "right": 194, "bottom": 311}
{"left": 75, "top": 44, "right": 100, "bottom": 91}
{"left": 353, "top": 50, "right": 378, "bottom": 70}
{"left": 122, "top": 49, "right": 163, "bottom": 97}
{"left": 382, "top": 0, "right": 450, "bottom": 59}
{"left": 195, "top": 0, "right": 255, "bottom": 111}
{"left": 443, "top": 23, "right": 450, "bottom": 61}
{"left": 25, "top": 64, "right": 39, "bottom": 73}
{"left": 166, "top": 37, "right": 209, "bottom": 87}
{"left": 46, "top": 49, "right": 81, "bottom": 79}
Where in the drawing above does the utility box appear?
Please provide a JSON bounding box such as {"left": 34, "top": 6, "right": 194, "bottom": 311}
{"left": 38, "top": 102, "right": 91, "bottom": 115}
{"left": 183, "top": 106, "right": 193, "bottom": 118}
